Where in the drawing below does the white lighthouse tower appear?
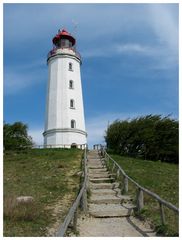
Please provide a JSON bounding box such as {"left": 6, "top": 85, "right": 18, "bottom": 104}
{"left": 43, "top": 29, "right": 87, "bottom": 148}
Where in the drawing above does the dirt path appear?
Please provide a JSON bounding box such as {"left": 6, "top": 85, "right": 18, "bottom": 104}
{"left": 75, "top": 150, "right": 156, "bottom": 237}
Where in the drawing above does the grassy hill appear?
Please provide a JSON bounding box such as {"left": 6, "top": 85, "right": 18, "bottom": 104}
{"left": 4, "top": 148, "right": 83, "bottom": 237}
{"left": 110, "top": 154, "right": 179, "bottom": 236}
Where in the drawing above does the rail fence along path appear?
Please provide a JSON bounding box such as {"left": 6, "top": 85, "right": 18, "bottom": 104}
{"left": 97, "top": 145, "right": 179, "bottom": 226}
{"left": 56, "top": 144, "right": 178, "bottom": 236}
{"left": 56, "top": 147, "right": 88, "bottom": 236}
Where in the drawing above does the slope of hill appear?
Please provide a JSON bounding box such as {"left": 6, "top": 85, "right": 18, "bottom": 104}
{"left": 4, "top": 148, "right": 83, "bottom": 237}
{"left": 111, "top": 154, "right": 179, "bottom": 236}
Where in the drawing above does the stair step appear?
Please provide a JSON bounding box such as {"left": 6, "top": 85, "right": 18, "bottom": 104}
{"left": 89, "top": 177, "right": 114, "bottom": 183}
{"left": 89, "top": 173, "right": 110, "bottom": 178}
{"left": 89, "top": 173, "right": 114, "bottom": 179}
{"left": 88, "top": 162, "right": 101, "bottom": 165}
{"left": 89, "top": 203, "right": 132, "bottom": 217}
{"left": 91, "top": 188, "right": 120, "bottom": 195}
{"left": 90, "top": 182, "right": 119, "bottom": 189}
{"left": 88, "top": 165, "right": 104, "bottom": 169}
{"left": 88, "top": 165, "right": 106, "bottom": 169}
{"left": 88, "top": 159, "right": 101, "bottom": 162}
{"left": 89, "top": 169, "right": 108, "bottom": 173}
{"left": 88, "top": 160, "right": 101, "bottom": 164}
{"left": 90, "top": 194, "right": 121, "bottom": 204}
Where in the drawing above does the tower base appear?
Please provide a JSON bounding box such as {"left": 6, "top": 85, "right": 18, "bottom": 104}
{"left": 43, "top": 128, "right": 87, "bottom": 149}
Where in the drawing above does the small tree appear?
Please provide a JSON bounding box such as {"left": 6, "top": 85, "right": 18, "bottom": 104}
{"left": 3, "top": 122, "right": 33, "bottom": 150}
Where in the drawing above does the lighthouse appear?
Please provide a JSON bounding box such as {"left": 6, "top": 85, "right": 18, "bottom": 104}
{"left": 43, "top": 29, "right": 87, "bottom": 148}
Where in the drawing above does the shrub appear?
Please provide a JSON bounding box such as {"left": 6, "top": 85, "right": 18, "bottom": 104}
{"left": 3, "top": 122, "right": 33, "bottom": 151}
{"left": 105, "top": 115, "right": 179, "bottom": 163}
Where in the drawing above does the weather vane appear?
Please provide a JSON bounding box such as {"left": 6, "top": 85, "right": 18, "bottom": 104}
{"left": 58, "top": 26, "right": 66, "bottom": 33}
{"left": 72, "top": 19, "right": 78, "bottom": 36}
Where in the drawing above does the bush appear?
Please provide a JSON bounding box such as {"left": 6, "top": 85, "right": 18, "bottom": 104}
{"left": 105, "top": 115, "right": 179, "bottom": 163}
{"left": 3, "top": 122, "right": 33, "bottom": 151}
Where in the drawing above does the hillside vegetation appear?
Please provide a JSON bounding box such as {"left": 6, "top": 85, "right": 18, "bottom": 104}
{"left": 3, "top": 122, "right": 33, "bottom": 150}
{"left": 105, "top": 115, "right": 178, "bottom": 163}
{"left": 110, "top": 154, "right": 179, "bottom": 236}
{"left": 4, "top": 148, "right": 83, "bottom": 237}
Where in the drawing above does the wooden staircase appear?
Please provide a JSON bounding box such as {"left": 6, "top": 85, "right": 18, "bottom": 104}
{"left": 87, "top": 150, "right": 134, "bottom": 218}
{"left": 74, "top": 150, "right": 156, "bottom": 236}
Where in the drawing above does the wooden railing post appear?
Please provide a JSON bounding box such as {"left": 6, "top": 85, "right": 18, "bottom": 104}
{"left": 81, "top": 188, "right": 87, "bottom": 214}
{"left": 112, "top": 163, "right": 115, "bottom": 173}
{"left": 122, "top": 176, "right": 128, "bottom": 194}
{"left": 81, "top": 147, "right": 87, "bottom": 214}
{"left": 108, "top": 155, "right": 110, "bottom": 167}
{"left": 137, "top": 188, "right": 144, "bottom": 211}
{"left": 73, "top": 208, "right": 78, "bottom": 232}
{"left": 159, "top": 202, "right": 166, "bottom": 225}
{"left": 116, "top": 169, "right": 120, "bottom": 179}
{"left": 56, "top": 148, "right": 179, "bottom": 236}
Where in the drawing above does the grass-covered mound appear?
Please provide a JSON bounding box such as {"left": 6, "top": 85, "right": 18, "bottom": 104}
{"left": 4, "top": 148, "right": 83, "bottom": 236}
{"left": 111, "top": 154, "right": 179, "bottom": 236}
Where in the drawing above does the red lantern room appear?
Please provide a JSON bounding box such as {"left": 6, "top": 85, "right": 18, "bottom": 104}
{"left": 52, "top": 29, "right": 76, "bottom": 48}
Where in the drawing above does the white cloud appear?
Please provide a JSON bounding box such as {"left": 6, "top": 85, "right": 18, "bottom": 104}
{"left": 115, "top": 43, "right": 156, "bottom": 55}
{"left": 18, "top": 59, "right": 45, "bottom": 71}
{"left": 3, "top": 4, "right": 133, "bottom": 45}
{"left": 4, "top": 4, "right": 178, "bottom": 51}
{"left": 81, "top": 4, "right": 178, "bottom": 69}
{"left": 4, "top": 4, "right": 178, "bottom": 70}
{"left": 4, "top": 62, "right": 45, "bottom": 95}
{"left": 82, "top": 48, "right": 108, "bottom": 58}
{"left": 83, "top": 43, "right": 158, "bottom": 59}
{"left": 147, "top": 4, "right": 178, "bottom": 54}
{"left": 4, "top": 71, "right": 34, "bottom": 95}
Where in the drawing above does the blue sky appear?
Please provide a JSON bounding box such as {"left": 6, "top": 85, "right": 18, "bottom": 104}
{"left": 3, "top": 3, "right": 179, "bottom": 147}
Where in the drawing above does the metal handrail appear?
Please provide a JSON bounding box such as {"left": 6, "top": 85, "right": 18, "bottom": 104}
{"left": 56, "top": 147, "right": 88, "bottom": 236}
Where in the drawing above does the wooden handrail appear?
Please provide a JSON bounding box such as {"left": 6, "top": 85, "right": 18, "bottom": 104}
{"left": 56, "top": 148, "right": 88, "bottom": 236}
{"left": 100, "top": 148, "right": 179, "bottom": 225}
{"left": 104, "top": 151, "right": 179, "bottom": 213}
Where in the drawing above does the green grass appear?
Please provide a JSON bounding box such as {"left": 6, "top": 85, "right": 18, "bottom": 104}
{"left": 110, "top": 154, "right": 179, "bottom": 236}
{"left": 4, "top": 148, "right": 83, "bottom": 237}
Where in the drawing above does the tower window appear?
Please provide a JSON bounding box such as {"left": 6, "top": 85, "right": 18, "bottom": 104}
{"left": 70, "top": 99, "right": 75, "bottom": 108}
{"left": 60, "top": 39, "right": 70, "bottom": 48}
{"left": 69, "top": 62, "right": 73, "bottom": 71}
{"left": 69, "top": 80, "right": 74, "bottom": 89}
{"left": 71, "top": 120, "right": 76, "bottom": 128}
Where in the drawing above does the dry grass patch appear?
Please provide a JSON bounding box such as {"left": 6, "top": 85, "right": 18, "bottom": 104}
{"left": 4, "top": 195, "right": 40, "bottom": 221}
